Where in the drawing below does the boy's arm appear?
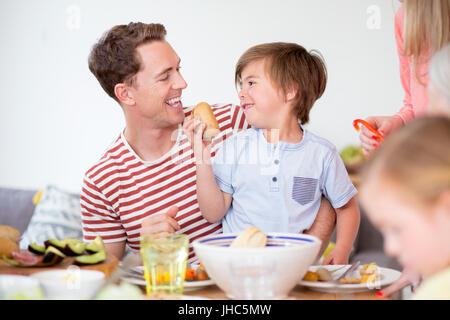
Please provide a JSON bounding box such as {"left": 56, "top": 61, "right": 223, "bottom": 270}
{"left": 196, "top": 162, "right": 232, "bottom": 223}
{"left": 183, "top": 119, "right": 232, "bottom": 223}
{"left": 323, "top": 197, "right": 360, "bottom": 265}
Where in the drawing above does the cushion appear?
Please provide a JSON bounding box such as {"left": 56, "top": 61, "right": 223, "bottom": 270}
{"left": 0, "top": 187, "right": 37, "bottom": 234}
{"left": 20, "top": 185, "right": 83, "bottom": 249}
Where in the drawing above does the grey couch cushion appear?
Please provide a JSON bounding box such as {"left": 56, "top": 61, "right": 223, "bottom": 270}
{"left": 0, "top": 187, "right": 37, "bottom": 234}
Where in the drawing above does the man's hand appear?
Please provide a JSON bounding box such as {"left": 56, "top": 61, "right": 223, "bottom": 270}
{"left": 140, "top": 206, "right": 180, "bottom": 236}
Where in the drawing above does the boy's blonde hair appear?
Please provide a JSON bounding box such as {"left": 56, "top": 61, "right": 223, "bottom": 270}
{"left": 235, "top": 42, "right": 327, "bottom": 124}
{"left": 360, "top": 116, "right": 450, "bottom": 206}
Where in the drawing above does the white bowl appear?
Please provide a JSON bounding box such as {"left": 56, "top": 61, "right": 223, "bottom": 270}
{"left": 31, "top": 268, "right": 105, "bottom": 300}
{"left": 193, "top": 233, "right": 321, "bottom": 299}
{"left": 0, "top": 275, "right": 43, "bottom": 300}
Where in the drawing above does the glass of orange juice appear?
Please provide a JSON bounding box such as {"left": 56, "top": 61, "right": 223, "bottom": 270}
{"left": 140, "top": 233, "right": 189, "bottom": 295}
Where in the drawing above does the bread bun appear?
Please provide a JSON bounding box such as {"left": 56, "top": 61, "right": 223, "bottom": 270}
{"left": 0, "top": 225, "right": 20, "bottom": 242}
{"left": 0, "top": 238, "right": 19, "bottom": 259}
{"left": 230, "top": 227, "right": 267, "bottom": 248}
{"left": 191, "top": 102, "right": 220, "bottom": 140}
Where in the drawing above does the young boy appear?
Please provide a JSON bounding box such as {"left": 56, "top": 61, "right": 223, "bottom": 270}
{"left": 184, "top": 42, "right": 360, "bottom": 264}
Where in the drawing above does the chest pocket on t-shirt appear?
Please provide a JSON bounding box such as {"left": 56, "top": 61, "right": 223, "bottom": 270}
{"left": 292, "top": 177, "right": 318, "bottom": 205}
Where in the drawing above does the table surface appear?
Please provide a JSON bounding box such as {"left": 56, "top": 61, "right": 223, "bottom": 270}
{"left": 0, "top": 255, "right": 119, "bottom": 278}
{"left": 181, "top": 284, "right": 389, "bottom": 300}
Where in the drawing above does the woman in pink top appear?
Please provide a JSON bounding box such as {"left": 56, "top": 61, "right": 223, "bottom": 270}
{"left": 359, "top": 0, "right": 450, "bottom": 155}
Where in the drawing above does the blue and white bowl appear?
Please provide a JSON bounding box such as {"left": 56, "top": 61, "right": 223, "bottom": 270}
{"left": 193, "top": 233, "right": 321, "bottom": 299}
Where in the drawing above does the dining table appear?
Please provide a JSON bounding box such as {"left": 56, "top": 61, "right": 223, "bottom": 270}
{"left": 179, "top": 284, "right": 394, "bottom": 300}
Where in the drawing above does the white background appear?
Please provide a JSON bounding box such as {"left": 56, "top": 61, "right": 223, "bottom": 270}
{"left": 0, "top": 0, "right": 403, "bottom": 193}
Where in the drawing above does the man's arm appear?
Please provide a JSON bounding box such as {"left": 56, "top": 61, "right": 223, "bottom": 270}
{"left": 304, "top": 196, "right": 336, "bottom": 258}
{"left": 104, "top": 241, "right": 126, "bottom": 261}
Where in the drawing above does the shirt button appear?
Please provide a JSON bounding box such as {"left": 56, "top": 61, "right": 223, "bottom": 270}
{"left": 272, "top": 177, "right": 277, "bottom": 182}
{"left": 274, "top": 159, "right": 280, "bottom": 165}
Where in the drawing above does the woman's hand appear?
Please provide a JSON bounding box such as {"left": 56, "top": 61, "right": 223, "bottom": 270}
{"left": 358, "top": 115, "right": 404, "bottom": 156}
{"left": 376, "top": 266, "right": 421, "bottom": 298}
{"left": 183, "top": 118, "right": 212, "bottom": 165}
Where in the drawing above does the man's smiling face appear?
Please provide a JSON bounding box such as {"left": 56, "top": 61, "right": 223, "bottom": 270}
{"left": 128, "top": 40, "right": 188, "bottom": 128}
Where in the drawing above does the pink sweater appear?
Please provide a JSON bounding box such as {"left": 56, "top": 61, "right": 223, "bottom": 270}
{"left": 394, "top": 6, "right": 429, "bottom": 123}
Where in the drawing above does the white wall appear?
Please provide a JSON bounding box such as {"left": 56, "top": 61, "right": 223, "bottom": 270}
{"left": 0, "top": 0, "right": 403, "bottom": 193}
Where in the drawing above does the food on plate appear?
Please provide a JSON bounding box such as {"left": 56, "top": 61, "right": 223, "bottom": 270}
{"left": 2, "top": 246, "right": 65, "bottom": 267}
{"left": 74, "top": 249, "right": 106, "bottom": 266}
{"left": 230, "top": 226, "right": 267, "bottom": 248}
{"left": 316, "top": 267, "right": 333, "bottom": 281}
{"left": 85, "top": 235, "right": 104, "bottom": 254}
{"left": 185, "top": 268, "right": 195, "bottom": 281}
{"left": 0, "top": 225, "right": 20, "bottom": 242}
{"left": 74, "top": 236, "right": 106, "bottom": 265}
{"left": 194, "top": 263, "right": 209, "bottom": 281}
{"left": 302, "top": 267, "right": 337, "bottom": 282}
{"left": 339, "top": 278, "right": 363, "bottom": 284}
{"left": 44, "top": 238, "right": 86, "bottom": 256}
{"left": 359, "top": 262, "right": 378, "bottom": 276}
{"left": 361, "top": 274, "right": 378, "bottom": 284}
{"left": 0, "top": 238, "right": 19, "bottom": 259}
{"left": 1, "top": 235, "right": 107, "bottom": 267}
{"left": 28, "top": 243, "right": 46, "bottom": 255}
{"left": 359, "top": 262, "right": 380, "bottom": 283}
{"left": 44, "top": 238, "right": 66, "bottom": 251}
{"left": 302, "top": 271, "right": 319, "bottom": 282}
{"left": 63, "top": 240, "right": 86, "bottom": 256}
{"left": 191, "top": 102, "right": 220, "bottom": 140}
{"left": 337, "top": 262, "right": 380, "bottom": 284}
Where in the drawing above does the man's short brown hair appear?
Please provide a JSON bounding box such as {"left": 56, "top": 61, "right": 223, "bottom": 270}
{"left": 235, "top": 42, "right": 327, "bottom": 124}
{"left": 88, "top": 22, "right": 167, "bottom": 102}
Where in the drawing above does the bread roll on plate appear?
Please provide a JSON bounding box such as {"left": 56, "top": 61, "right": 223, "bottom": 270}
{"left": 191, "top": 102, "right": 220, "bottom": 140}
{"left": 230, "top": 226, "right": 267, "bottom": 248}
{"left": 0, "top": 238, "right": 19, "bottom": 259}
{"left": 0, "top": 225, "right": 20, "bottom": 242}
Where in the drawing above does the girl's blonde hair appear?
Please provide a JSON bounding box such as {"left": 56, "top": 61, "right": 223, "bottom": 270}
{"left": 360, "top": 116, "right": 450, "bottom": 206}
{"left": 403, "top": 0, "right": 450, "bottom": 60}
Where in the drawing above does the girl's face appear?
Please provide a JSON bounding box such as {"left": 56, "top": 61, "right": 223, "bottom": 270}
{"left": 360, "top": 176, "right": 450, "bottom": 278}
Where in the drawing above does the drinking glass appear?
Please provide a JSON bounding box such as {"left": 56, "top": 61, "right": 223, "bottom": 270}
{"left": 140, "top": 233, "right": 189, "bottom": 295}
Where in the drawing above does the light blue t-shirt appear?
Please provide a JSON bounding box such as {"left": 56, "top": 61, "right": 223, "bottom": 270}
{"left": 212, "top": 126, "right": 357, "bottom": 234}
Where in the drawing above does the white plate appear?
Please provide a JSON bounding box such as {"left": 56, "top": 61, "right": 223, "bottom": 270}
{"left": 299, "top": 264, "right": 402, "bottom": 293}
{"left": 122, "top": 266, "right": 215, "bottom": 291}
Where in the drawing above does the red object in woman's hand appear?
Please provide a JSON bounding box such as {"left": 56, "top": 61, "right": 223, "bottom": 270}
{"left": 353, "top": 119, "right": 384, "bottom": 142}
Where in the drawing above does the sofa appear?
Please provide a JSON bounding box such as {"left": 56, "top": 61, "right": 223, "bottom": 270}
{"left": 0, "top": 185, "right": 401, "bottom": 270}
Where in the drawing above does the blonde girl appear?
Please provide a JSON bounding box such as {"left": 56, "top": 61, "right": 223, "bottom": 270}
{"left": 359, "top": 116, "right": 450, "bottom": 299}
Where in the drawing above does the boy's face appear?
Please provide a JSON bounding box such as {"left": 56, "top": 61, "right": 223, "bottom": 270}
{"left": 127, "top": 40, "right": 188, "bottom": 129}
{"left": 238, "top": 59, "right": 286, "bottom": 128}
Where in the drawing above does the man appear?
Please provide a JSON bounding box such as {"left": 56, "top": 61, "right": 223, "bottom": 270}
{"left": 83, "top": 22, "right": 336, "bottom": 262}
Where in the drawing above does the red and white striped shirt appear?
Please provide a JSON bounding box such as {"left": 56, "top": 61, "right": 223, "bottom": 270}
{"left": 81, "top": 103, "right": 248, "bottom": 262}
